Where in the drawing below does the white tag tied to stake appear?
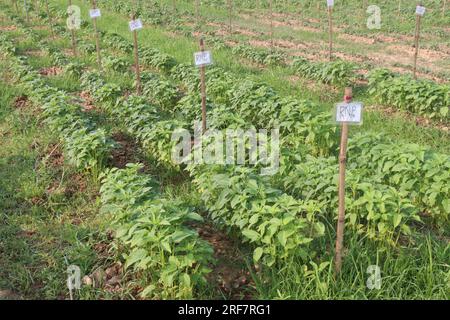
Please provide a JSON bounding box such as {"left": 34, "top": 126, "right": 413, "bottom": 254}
{"left": 194, "top": 51, "right": 213, "bottom": 67}
{"left": 327, "top": 0, "right": 334, "bottom": 8}
{"left": 415, "top": 6, "right": 426, "bottom": 16}
{"left": 129, "top": 19, "right": 143, "bottom": 31}
{"left": 334, "top": 102, "right": 364, "bottom": 125}
{"left": 89, "top": 8, "right": 101, "bottom": 18}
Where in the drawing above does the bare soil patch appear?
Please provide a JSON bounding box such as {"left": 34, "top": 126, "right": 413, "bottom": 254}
{"left": 0, "top": 25, "right": 16, "bottom": 31}
{"left": 24, "top": 49, "right": 45, "bottom": 57}
{"left": 198, "top": 224, "right": 255, "bottom": 299}
{"left": 110, "top": 132, "right": 141, "bottom": 169}
{"left": 39, "top": 66, "right": 63, "bottom": 76}
{"left": 77, "top": 91, "right": 96, "bottom": 112}
{"left": 13, "top": 96, "right": 30, "bottom": 109}
{"left": 38, "top": 143, "right": 64, "bottom": 169}
{"left": 0, "top": 289, "right": 20, "bottom": 300}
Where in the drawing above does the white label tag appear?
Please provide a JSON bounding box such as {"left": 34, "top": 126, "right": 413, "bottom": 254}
{"left": 327, "top": 0, "right": 334, "bottom": 7}
{"left": 194, "top": 51, "right": 213, "bottom": 67}
{"left": 89, "top": 9, "right": 101, "bottom": 18}
{"left": 334, "top": 102, "right": 363, "bottom": 124}
{"left": 415, "top": 6, "right": 426, "bottom": 16}
{"left": 129, "top": 19, "right": 143, "bottom": 31}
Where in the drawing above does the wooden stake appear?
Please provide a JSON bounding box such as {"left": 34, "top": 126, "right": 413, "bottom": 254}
{"left": 45, "top": 0, "right": 55, "bottom": 38}
{"left": 199, "top": 38, "right": 207, "bottom": 134}
{"left": 131, "top": 12, "right": 142, "bottom": 95}
{"left": 269, "top": 0, "right": 274, "bottom": 51}
{"left": 34, "top": 0, "right": 39, "bottom": 16}
{"left": 91, "top": 0, "right": 102, "bottom": 70}
{"left": 195, "top": 0, "right": 200, "bottom": 30}
{"left": 13, "top": 0, "right": 19, "bottom": 13}
{"left": 413, "top": 3, "right": 423, "bottom": 80}
{"left": 334, "top": 87, "right": 352, "bottom": 275}
{"left": 227, "top": 0, "right": 232, "bottom": 34}
{"left": 24, "top": 0, "right": 29, "bottom": 23}
{"left": 68, "top": 0, "right": 77, "bottom": 56}
{"left": 327, "top": 5, "right": 333, "bottom": 61}
{"left": 443, "top": 0, "right": 448, "bottom": 17}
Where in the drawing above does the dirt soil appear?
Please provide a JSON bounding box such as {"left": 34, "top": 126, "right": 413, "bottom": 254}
{"left": 198, "top": 224, "right": 255, "bottom": 299}
{"left": 0, "top": 25, "right": 16, "bottom": 31}
{"left": 78, "top": 91, "right": 96, "bottom": 112}
{"left": 13, "top": 96, "right": 30, "bottom": 109}
{"left": 39, "top": 66, "right": 63, "bottom": 76}
{"left": 110, "top": 132, "right": 141, "bottom": 169}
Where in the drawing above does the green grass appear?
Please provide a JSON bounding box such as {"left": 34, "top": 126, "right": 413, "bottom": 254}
{"left": 0, "top": 75, "right": 97, "bottom": 299}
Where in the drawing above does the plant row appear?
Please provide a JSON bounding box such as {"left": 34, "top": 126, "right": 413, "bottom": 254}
{"left": 2, "top": 13, "right": 216, "bottom": 298}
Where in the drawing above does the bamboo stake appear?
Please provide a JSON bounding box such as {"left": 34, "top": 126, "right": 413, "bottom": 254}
{"left": 45, "top": 0, "right": 55, "bottom": 38}
{"left": 413, "top": 3, "right": 423, "bottom": 80}
{"left": 24, "top": 0, "right": 29, "bottom": 23}
{"left": 199, "top": 38, "right": 207, "bottom": 134}
{"left": 227, "top": 0, "right": 232, "bottom": 34}
{"left": 269, "top": 0, "right": 274, "bottom": 51}
{"left": 327, "top": 4, "right": 333, "bottom": 61}
{"left": 34, "top": 0, "right": 39, "bottom": 17}
{"left": 91, "top": 0, "right": 102, "bottom": 69}
{"left": 68, "top": 0, "right": 77, "bottom": 56}
{"left": 195, "top": 0, "right": 200, "bottom": 30}
{"left": 334, "top": 87, "right": 352, "bottom": 275}
{"left": 131, "top": 7, "right": 142, "bottom": 95}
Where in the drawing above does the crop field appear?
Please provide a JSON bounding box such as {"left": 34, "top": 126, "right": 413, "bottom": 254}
{"left": 0, "top": 0, "right": 449, "bottom": 301}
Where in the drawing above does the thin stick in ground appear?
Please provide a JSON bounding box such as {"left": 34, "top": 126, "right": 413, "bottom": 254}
{"left": 91, "top": 0, "right": 102, "bottom": 70}
{"left": 334, "top": 87, "right": 352, "bottom": 275}
{"left": 199, "top": 38, "right": 207, "bottom": 134}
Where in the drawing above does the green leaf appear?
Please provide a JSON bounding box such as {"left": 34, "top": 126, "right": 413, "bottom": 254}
{"left": 180, "top": 273, "right": 191, "bottom": 288}
{"left": 161, "top": 241, "right": 172, "bottom": 253}
{"left": 253, "top": 247, "right": 264, "bottom": 263}
{"left": 314, "top": 222, "right": 325, "bottom": 235}
{"left": 171, "top": 230, "right": 193, "bottom": 243}
{"left": 140, "top": 285, "right": 156, "bottom": 298}
{"left": 393, "top": 214, "right": 402, "bottom": 228}
{"left": 443, "top": 199, "right": 450, "bottom": 214}
{"left": 242, "top": 229, "right": 260, "bottom": 242}
{"left": 186, "top": 212, "right": 204, "bottom": 222}
{"left": 125, "top": 248, "right": 147, "bottom": 269}
{"left": 277, "top": 231, "right": 288, "bottom": 247}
